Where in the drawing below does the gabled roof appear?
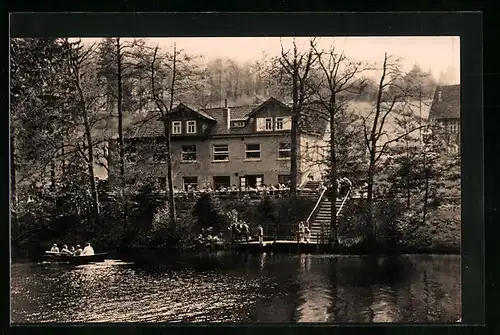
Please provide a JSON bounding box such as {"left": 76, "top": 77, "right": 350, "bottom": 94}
{"left": 246, "top": 97, "right": 291, "bottom": 117}
{"left": 428, "top": 84, "right": 460, "bottom": 120}
{"left": 202, "top": 105, "right": 256, "bottom": 136}
{"left": 172, "top": 103, "right": 216, "bottom": 121}
{"left": 124, "top": 97, "right": 328, "bottom": 139}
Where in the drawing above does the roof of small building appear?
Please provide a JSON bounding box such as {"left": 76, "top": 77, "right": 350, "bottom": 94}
{"left": 124, "top": 97, "right": 330, "bottom": 139}
{"left": 428, "top": 84, "right": 460, "bottom": 120}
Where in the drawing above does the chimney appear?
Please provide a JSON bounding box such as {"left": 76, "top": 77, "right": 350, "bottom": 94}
{"left": 225, "top": 107, "right": 231, "bottom": 129}
{"left": 224, "top": 100, "right": 231, "bottom": 129}
{"left": 438, "top": 90, "right": 442, "bottom": 101}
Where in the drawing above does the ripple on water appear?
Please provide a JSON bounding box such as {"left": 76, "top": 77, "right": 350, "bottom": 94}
{"left": 11, "top": 254, "right": 461, "bottom": 323}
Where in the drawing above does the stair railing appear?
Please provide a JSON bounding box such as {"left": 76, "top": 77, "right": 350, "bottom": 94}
{"left": 336, "top": 189, "right": 351, "bottom": 217}
{"left": 306, "top": 186, "right": 327, "bottom": 226}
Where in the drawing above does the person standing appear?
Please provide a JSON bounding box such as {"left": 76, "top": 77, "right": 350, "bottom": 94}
{"left": 257, "top": 224, "right": 264, "bottom": 245}
{"left": 297, "top": 221, "right": 305, "bottom": 243}
{"left": 304, "top": 225, "right": 311, "bottom": 243}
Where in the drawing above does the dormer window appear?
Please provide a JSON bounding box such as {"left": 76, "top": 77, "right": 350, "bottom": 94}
{"left": 231, "top": 121, "right": 246, "bottom": 128}
{"left": 186, "top": 120, "right": 197, "bottom": 134}
{"left": 275, "top": 117, "right": 284, "bottom": 130}
{"left": 275, "top": 116, "right": 291, "bottom": 130}
{"left": 172, "top": 121, "right": 182, "bottom": 135}
{"left": 265, "top": 118, "right": 273, "bottom": 130}
{"left": 257, "top": 117, "right": 273, "bottom": 131}
{"left": 438, "top": 90, "right": 442, "bottom": 101}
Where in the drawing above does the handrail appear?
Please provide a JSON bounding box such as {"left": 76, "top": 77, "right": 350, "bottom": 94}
{"left": 336, "top": 189, "right": 351, "bottom": 217}
{"left": 306, "top": 187, "right": 327, "bottom": 225}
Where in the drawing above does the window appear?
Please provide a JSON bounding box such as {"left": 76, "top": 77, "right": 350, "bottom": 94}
{"left": 183, "top": 176, "right": 198, "bottom": 191}
{"left": 278, "top": 142, "right": 291, "bottom": 159}
{"left": 265, "top": 118, "right": 273, "bottom": 130}
{"left": 181, "top": 145, "right": 197, "bottom": 161}
{"left": 275, "top": 117, "right": 284, "bottom": 130}
{"left": 213, "top": 144, "right": 229, "bottom": 161}
{"left": 231, "top": 121, "right": 246, "bottom": 128}
{"left": 157, "top": 177, "right": 167, "bottom": 189}
{"left": 449, "top": 121, "right": 458, "bottom": 134}
{"left": 172, "top": 121, "right": 182, "bottom": 135}
{"left": 278, "top": 175, "right": 291, "bottom": 185}
{"left": 186, "top": 120, "right": 197, "bottom": 134}
{"left": 256, "top": 117, "right": 273, "bottom": 131}
{"left": 245, "top": 175, "right": 264, "bottom": 188}
{"left": 213, "top": 176, "right": 231, "bottom": 190}
{"left": 245, "top": 144, "right": 261, "bottom": 160}
{"left": 276, "top": 116, "right": 292, "bottom": 130}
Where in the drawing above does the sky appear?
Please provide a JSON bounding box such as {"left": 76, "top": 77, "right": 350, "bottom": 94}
{"left": 82, "top": 36, "right": 460, "bottom": 84}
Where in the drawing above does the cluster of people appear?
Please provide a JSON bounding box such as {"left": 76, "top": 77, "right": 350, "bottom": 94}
{"left": 174, "top": 183, "right": 293, "bottom": 195}
{"left": 231, "top": 222, "right": 265, "bottom": 244}
{"left": 49, "top": 242, "right": 94, "bottom": 256}
{"left": 316, "top": 177, "right": 353, "bottom": 198}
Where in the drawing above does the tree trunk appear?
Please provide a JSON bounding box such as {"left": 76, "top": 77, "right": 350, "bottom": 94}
{"left": 83, "top": 111, "right": 100, "bottom": 225}
{"left": 290, "top": 66, "right": 299, "bottom": 198}
{"left": 422, "top": 158, "right": 429, "bottom": 226}
{"left": 10, "top": 134, "right": 18, "bottom": 228}
{"left": 366, "top": 154, "right": 376, "bottom": 244}
{"left": 116, "top": 38, "right": 125, "bottom": 180}
{"left": 166, "top": 43, "right": 177, "bottom": 231}
{"left": 50, "top": 159, "right": 56, "bottom": 191}
{"left": 329, "top": 98, "right": 338, "bottom": 247}
{"left": 290, "top": 113, "right": 299, "bottom": 197}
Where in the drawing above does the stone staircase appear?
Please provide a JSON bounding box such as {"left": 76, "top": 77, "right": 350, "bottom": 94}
{"left": 308, "top": 197, "right": 344, "bottom": 243}
{"left": 298, "top": 180, "right": 323, "bottom": 200}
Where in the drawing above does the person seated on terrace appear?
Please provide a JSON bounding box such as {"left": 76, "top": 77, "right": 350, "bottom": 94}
{"left": 49, "top": 243, "right": 59, "bottom": 253}
{"left": 230, "top": 185, "right": 238, "bottom": 192}
{"left": 187, "top": 184, "right": 193, "bottom": 192}
{"left": 173, "top": 187, "right": 181, "bottom": 194}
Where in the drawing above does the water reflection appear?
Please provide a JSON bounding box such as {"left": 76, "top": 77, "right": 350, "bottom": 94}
{"left": 11, "top": 254, "right": 461, "bottom": 323}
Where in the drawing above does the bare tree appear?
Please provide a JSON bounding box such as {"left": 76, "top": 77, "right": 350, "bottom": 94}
{"left": 278, "top": 38, "right": 318, "bottom": 197}
{"left": 361, "top": 53, "right": 426, "bottom": 244}
{"left": 64, "top": 39, "right": 105, "bottom": 227}
{"left": 310, "top": 43, "right": 368, "bottom": 247}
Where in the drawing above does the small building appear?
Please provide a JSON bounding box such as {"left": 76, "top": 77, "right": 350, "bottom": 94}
{"left": 108, "top": 97, "right": 329, "bottom": 191}
{"left": 428, "top": 84, "right": 460, "bottom": 152}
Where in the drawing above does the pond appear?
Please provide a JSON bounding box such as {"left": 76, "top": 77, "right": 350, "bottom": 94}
{"left": 10, "top": 253, "right": 461, "bottom": 323}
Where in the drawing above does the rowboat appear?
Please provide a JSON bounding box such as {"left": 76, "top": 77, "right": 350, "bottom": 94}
{"left": 43, "top": 251, "right": 108, "bottom": 265}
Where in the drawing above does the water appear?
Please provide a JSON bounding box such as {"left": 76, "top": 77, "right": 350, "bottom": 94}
{"left": 10, "top": 253, "right": 461, "bottom": 323}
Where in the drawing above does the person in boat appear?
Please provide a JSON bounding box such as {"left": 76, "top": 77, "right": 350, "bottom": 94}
{"left": 257, "top": 224, "right": 264, "bottom": 245}
{"left": 60, "top": 245, "right": 72, "bottom": 255}
{"left": 69, "top": 246, "right": 76, "bottom": 255}
{"left": 81, "top": 242, "right": 95, "bottom": 256}
{"left": 49, "top": 243, "right": 60, "bottom": 253}
{"left": 74, "top": 245, "right": 83, "bottom": 256}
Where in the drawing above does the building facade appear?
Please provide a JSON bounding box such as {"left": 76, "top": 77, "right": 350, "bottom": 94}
{"left": 428, "top": 84, "right": 460, "bottom": 152}
{"left": 108, "top": 97, "right": 328, "bottom": 191}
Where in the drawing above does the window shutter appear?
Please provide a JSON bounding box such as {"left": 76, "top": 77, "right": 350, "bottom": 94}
{"left": 282, "top": 116, "right": 292, "bottom": 130}
{"left": 256, "top": 118, "right": 265, "bottom": 131}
